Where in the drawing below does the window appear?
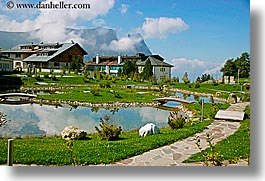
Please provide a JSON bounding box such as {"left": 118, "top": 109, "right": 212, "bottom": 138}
{"left": 160, "top": 67, "right": 165, "bottom": 72}
{"left": 15, "top": 54, "right": 21, "bottom": 58}
{"left": 110, "top": 66, "right": 123, "bottom": 70}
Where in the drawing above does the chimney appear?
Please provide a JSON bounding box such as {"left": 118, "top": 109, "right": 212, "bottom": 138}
{"left": 96, "top": 54, "right": 99, "bottom": 64}
{"left": 118, "top": 55, "right": 122, "bottom": 64}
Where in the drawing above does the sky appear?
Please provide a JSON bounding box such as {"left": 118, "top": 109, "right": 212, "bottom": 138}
{"left": 0, "top": 0, "right": 250, "bottom": 80}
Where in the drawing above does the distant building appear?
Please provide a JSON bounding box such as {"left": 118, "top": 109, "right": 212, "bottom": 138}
{"left": 0, "top": 54, "right": 13, "bottom": 72}
{"left": 0, "top": 42, "right": 87, "bottom": 70}
{"left": 86, "top": 53, "right": 173, "bottom": 81}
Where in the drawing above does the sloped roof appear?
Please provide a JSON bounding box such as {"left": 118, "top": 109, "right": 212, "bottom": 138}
{"left": 137, "top": 56, "right": 173, "bottom": 67}
{"left": 23, "top": 43, "right": 87, "bottom": 62}
{"left": 0, "top": 54, "right": 13, "bottom": 61}
{"left": 87, "top": 60, "right": 120, "bottom": 66}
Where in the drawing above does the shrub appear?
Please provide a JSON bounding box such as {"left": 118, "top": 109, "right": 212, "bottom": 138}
{"left": 106, "top": 81, "right": 111, "bottom": 88}
{"left": 244, "top": 83, "right": 250, "bottom": 90}
{"left": 210, "top": 103, "right": 221, "bottom": 119}
{"left": 95, "top": 115, "right": 122, "bottom": 141}
{"left": 241, "top": 93, "right": 250, "bottom": 102}
{"left": 65, "top": 139, "right": 76, "bottom": 166}
{"left": 112, "top": 77, "right": 117, "bottom": 83}
{"left": 212, "top": 80, "right": 218, "bottom": 86}
{"left": 194, "top": 82, "right": 200, "bottom": 88}
{"left": 0, "top": 112, "right": 10, "bottom": 127}
{"left": 99, "top": 82, "right": 111, "bottom": 88}
{"left": 99, "top": 83, "right": 104, "bottom": 88}
{"left": 91, "top": 87, "right": 100, "bottom": 96}
{"left": 35, "top": 75, "right": 42, "bottom": 81}
{"left": 51, "top": 75, "right": 57, "bottom": 81}
{"left": 195, "top": 133, "right": 223, "bottom": 166}
{"left": 44, "top": 74, "right": 50, "bottom": 79}
{"left": 168, "top": 111, "right": 187, "bottom": 129}
{"left": 113, "top": 91, "right": 122, "bottom": 98}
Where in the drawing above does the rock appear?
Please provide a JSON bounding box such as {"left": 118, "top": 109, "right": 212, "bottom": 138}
{"left": 215, "top": 92, "right": 221, "bottom": 97}
{"left": 227, "top": 93, "right": 237, "bottom": 104}
{"left": 139, "top": 123, "right": 160, "bottom": 137}
{"left": 61, "top": 126, "right": 87, "bottom": 140}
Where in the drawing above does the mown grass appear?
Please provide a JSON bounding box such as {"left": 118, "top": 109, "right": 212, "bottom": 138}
{"left": 183, "top": 105, "right": 250, "bottom": 163}
{"left": 173, "top": 82, "right": 250, "bottom": 99}
{"left": 0, "top": 119, "right": 212, "bottom": 166}
{"left": 37, "top": 86, "right": 159, "bottom": 103}
{"left": 184, "top": 102, "right": 230, "bottom": 118}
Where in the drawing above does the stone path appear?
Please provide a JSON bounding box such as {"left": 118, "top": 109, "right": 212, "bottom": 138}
{"left": 106, "top": 102, "right": 250, "bottom": 166}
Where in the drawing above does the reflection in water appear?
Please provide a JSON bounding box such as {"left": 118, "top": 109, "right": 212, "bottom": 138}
{"left": 0, "top": 103, "right": 170, "bottom": 137}
{"left": 0, "top": 91, "right": 220, "bottom": 137}
{"left": 175, "top": 92, "right": 215, "bottom": 103}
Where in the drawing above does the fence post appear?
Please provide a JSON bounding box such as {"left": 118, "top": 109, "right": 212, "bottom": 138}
{"left": 201, "top": 99, "right": 204, "bottom": 122}
{"left": 7, "top": 139, "right": 14, "bottom": 166}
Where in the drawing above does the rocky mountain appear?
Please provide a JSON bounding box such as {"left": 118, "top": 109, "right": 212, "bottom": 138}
{"left": 0, "top": 27, "right": 152, "bottom": 60}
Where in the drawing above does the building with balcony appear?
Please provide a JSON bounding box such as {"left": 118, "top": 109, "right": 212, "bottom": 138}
{"left": 0, "top": 42, "right": 87, "bottom": 71}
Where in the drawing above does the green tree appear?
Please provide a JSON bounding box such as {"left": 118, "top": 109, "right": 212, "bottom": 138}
{"left": 172, "top": 76, "right": 179, "bottom": 83}
{"left": 196, "top": 76, "right": 202, "bottom": 83}
{"left": 70, "top": 60, "right": 79, "bottom": 71}
{"left": 235, "top": 52, "right": 250, "bottom": 78}
{"left": 220, "top": 59, "right": 237, "bottom": 76}
{"left": 142, "top": 59, "right": 153, "bottom": 80}
{"left": 123, "top": 59, "right": 137, "bottom": 76}
{"left": 221, "top": 52, "right": 250, "bottom": 78}
{"left": 182, "top": 72, "right": 190, "bottom": 84}
{"left": 201, "top": 73, "right": 212, "bottom": 82}
{"left": 117, "top": 68, "right": 123, "bottom": 77}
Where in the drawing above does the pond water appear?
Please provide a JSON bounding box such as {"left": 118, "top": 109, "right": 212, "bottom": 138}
{"left": 0, "top": 91, "right": 219, "bottom": 137}
{"left": 0, "top": 103, "right": 171, "bottom": 137}
{"left": 175, "top": 92, "right": 213, "bottom": 103}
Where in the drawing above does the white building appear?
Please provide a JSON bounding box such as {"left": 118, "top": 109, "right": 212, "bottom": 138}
{"left": 86, "top": 54, "right": 173, "bottom": 81}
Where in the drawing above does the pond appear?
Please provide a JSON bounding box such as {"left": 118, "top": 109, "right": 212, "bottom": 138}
{"left": 0, "top": 91, "right": 219, "bottom": 137}
{"left": 0, "top": 103, "right": 171, "bottom": 137}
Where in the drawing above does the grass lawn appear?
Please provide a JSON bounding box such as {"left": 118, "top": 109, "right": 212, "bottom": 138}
{"left": 0, "top": 119, "right": 212, "bottom": 166}
{"left": 37, "top": 86, "right": 159, "bottom": 103}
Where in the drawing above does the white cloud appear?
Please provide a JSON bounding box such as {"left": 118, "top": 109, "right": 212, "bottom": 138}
{"left": 120, "top": 4, "right": 129, "bottom": 14}
{"left": 0, "top": 0, "right": 3, "bottom": 9}
{"left": 0, "top": 0, "right": 115, "bottom": 43}
{"left": 170, "top": 58, "right": 224, "bottom": 81}
{"left": 92, "top": 19, "right": 106, "bottom": 27}
{"left": 137, "top": 17, "right": 189, "bottom": 39}
{"left": 136, "top": 10, "right": 143, "bottom": 16}
{"left": 101, "top": 35, "right": 142, "bottom": 52}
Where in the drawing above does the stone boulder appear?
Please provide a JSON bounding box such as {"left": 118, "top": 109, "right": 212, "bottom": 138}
{"left": 139, "top": 123, "right": 160, "bottom": 137}
{"left": 61, "top": 126, "right": 87, "bottom": 140}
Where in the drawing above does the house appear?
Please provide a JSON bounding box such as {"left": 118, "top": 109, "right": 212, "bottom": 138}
{"left": 0, "top": 54, "right": 13, "bottom": 72}
{"left": 0, "top": 42, "right": 87, "bottom": 70}
{"left": 0, "top": 43, "right": 38, "bottom": 70}
{"left": 86, "top": 53, "right": 173, "bottom": 81}
{"left": 137, "top": 56, "right": 173, "bottom": 81}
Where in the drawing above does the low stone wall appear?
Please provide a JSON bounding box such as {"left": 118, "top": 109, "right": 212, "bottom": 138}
{"left": 32, "top": 98, "right": 160, "bottom": 108}
{"left": 170, "top": 88, "right": 227, "bottom": 103}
